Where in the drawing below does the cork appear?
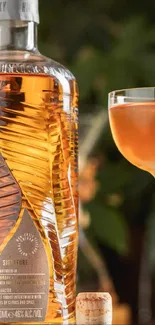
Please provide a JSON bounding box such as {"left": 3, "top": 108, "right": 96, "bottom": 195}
{"left": 76, "top": 292, "right": 112, "bottom": 325}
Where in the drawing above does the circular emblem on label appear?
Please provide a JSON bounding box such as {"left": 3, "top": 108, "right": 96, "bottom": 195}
{"left": 16, "top": 233, "right": 39, "bottom": 256}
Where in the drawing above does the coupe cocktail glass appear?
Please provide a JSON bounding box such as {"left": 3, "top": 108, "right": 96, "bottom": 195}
{"left": 109, "top": 88, "right": 155, "bottom": 176}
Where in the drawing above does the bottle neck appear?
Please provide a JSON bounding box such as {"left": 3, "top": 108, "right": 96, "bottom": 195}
{"left": 0, "top": 21, "right": 38, "bottom": 52}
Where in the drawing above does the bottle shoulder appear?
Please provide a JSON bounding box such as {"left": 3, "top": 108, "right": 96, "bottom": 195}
{"left": 39, "top": 54, "right": 76, "bottom": 81}
{"left": 0, "top": 50, "right": 76, "bottom": 81}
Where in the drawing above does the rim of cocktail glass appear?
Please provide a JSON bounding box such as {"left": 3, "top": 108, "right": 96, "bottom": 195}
{"left": 108, "top": 87, "right": 155, "bottom": 108}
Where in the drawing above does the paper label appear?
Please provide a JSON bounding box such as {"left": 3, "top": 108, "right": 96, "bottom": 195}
{"left": 0, "top": 209, "right": 50, "bottom": 322}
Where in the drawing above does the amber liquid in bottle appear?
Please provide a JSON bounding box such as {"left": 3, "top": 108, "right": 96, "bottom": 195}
{"left": 109, "top": 102, "right": 155, "bottom": 175}
{"left": 0, "top": 73, "right": 78, "bottom": 323}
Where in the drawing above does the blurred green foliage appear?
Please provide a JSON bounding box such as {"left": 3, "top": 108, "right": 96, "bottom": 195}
{"left": 38, "top": 0, "right": 155, "bottom": 271}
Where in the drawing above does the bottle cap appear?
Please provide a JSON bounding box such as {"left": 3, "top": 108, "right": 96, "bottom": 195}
{"left": 0, "top": 0, "right": 39, "bottom": 24}
{"left": 76, "top": 292, "right": 112, "bottom": 325}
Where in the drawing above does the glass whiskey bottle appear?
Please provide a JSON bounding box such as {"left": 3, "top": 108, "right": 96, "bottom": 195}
{"left": 0, "top": 0, "right": 78, "bottom": 324}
